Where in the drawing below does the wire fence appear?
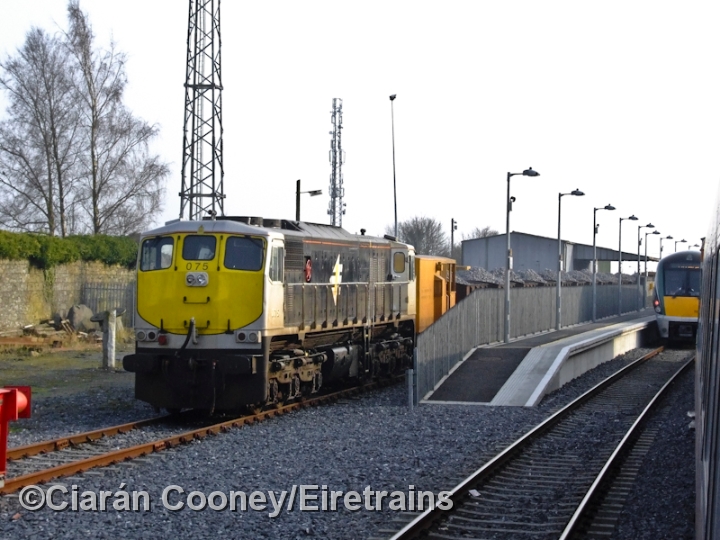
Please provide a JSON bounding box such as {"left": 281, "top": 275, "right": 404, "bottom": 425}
{"left": 81, "top": 282, "right": 135, "bottom": 327}
{"left": 415, "top": 283, "right": 647, "bottom": 403}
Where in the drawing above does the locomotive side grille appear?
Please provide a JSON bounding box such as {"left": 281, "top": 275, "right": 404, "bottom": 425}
{"left": 285, "top": 239, "right": 304, "bottom": 270}
{"left": 286, "top": 285, "right": 294, "bottom": 311}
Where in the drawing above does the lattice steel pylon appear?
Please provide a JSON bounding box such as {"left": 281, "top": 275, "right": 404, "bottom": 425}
{"left": 327, "top": 98, "right": 345, "bottom": 227}
{"left": 179, "top": 0, "right": 225, "bottom": 221}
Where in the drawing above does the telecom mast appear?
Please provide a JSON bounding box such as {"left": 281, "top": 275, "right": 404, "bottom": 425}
{"left": 327, "top": 98, "right": 345, "bottom": 227}
{"left": 179, "top": 0, "right": 225, "bottom": 221}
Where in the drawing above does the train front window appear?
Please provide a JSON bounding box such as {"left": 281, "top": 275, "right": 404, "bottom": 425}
{"left": 664, "top": 267, "right": 701, "bottom": 297}
{"left": 183, "top": 235, "right": 216, "bottom": 260}
{"left": 225, "top": 236, "right": 265, "bottom": 271}
{"left": 140, "top": 236, "right": 174, "bottom": 271}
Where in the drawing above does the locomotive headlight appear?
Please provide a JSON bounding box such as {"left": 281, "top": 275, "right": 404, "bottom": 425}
{"left": 136, "top": 330, "right": 147, "bottom": 341}
{"left": 186, "top": 272, "right": 209, "bottom": 287}
{"left": 236, "top": 331, "right": 260, "bottom": 343}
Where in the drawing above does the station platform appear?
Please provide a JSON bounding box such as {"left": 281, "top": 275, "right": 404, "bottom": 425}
{"left": 424, "top": 310, "right": 658, "bottom": 407}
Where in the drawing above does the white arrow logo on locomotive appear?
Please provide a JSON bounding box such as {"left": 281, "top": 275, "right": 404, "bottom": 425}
{"left": 330, "top": 255, "right": 343, "bottom": 305}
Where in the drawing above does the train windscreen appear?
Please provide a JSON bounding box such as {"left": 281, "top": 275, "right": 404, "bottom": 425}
{"left": 224, "top": 236, "right": 264, "bottom": 271}
{"left": 663, "top": 264, "right": 701, "bottom": 297}
{"left": 140, "top": 236, "right": 174, "bottom": 271}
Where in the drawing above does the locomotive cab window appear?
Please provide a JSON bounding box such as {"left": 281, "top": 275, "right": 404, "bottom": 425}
{"left": 269, "top": 245, "right": 285, "bottom": 282}
{"left": 140, "top": 236, "right": 174, "bottom": 271}
{"left": 183, "top": 235, "right": 216, "bottom": 260}
{"left": 393, "top": 252, "right": 406, "bottom": 274}
{"left": 224, "top": 236, "right": 265, "bottom": 271}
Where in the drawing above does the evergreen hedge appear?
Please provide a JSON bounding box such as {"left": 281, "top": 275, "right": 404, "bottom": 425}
{"left": 0, "top": 231, "right": 137, "bottom": 269}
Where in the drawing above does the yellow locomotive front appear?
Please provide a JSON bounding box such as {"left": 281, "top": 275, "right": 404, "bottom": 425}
{"left": 124, "top": 220, "right": 275, "bottom": 411}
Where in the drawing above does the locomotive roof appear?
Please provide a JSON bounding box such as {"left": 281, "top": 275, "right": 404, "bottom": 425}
{"left": 281, "top": 221, "right": 399, "bottom": 246}
{"left": 143, "top": 219, "right": 272, "bottom": 237}
{"left": 144, "top": 217, "right": 410, "bottom": 248}
{"left": 657, "top": 250, "right": 701, "bottom": 267}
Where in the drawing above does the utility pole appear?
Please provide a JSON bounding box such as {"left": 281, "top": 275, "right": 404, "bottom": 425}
{"left": 179, "top": 0, "right": 225, "bottom": 221}
{"left": 451, "top": 218, "right": 457, "bottom": 259}
{"left": 328, "top": 98, "right": 345, "bottom": 227}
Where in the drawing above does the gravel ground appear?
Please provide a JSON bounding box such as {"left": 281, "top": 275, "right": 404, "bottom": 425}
{"left": 0, "top": 346, "right": 695, "bottom": 539}
{"left": 614, "top": 350, "right": 695, "bottom": 540}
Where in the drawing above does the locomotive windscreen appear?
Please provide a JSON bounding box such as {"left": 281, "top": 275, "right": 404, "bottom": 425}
{"left": 224, "top": 236, "right": 265, "bottom": 271}
{"left": 182, "top": 235, "right": 217, "bottom": 260}
{"left": 140, "top": 236, "right": 173, "bottom": 271}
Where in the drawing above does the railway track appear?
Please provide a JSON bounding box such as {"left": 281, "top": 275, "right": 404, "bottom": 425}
{"left": 2, "top": 377, "right": 398, "bottom": 495}
{"left": 386, "top": 347, "right": 693, "bottom": 540}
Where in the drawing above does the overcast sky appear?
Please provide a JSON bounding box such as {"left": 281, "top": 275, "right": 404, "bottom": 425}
{"left": 2, "top": 1, "right": 718, "bottom": 271}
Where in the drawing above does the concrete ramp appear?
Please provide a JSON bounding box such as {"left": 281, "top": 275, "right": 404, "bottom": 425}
{"left": 422, "top": 314, "right": 658, "bottom": 407}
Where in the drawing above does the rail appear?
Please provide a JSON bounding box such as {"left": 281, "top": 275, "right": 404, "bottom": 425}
{"left": 1, "top": 377, "right": 400, "bottom": 495}
{"left": 389, "top": 347, "right": 689, "bottom": 539}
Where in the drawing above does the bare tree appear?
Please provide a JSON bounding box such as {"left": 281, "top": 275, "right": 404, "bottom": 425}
{"left": 387, "top": 216, "right": 449, "bottom": 256}
{"left": 463, "top": 226, "right": 499, "bottom": 239}
{"left": 445, "top": 225, "right": 499, "bottom": 262}
{"left": 0, "top": 2, "right": 168, "bottom": 236}
{"left": 66, "top": 0, "right": 167, "bottom": 234}
{"left": 0, "top": 27, "right": 80, "bottom": 236}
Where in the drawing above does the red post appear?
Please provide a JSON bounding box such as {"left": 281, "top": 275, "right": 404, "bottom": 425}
{"left": 0, "top": 386, "right": 31, "bottom": 488}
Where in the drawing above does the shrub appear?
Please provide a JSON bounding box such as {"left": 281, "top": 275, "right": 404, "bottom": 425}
{"left": 0, "top": 231, "right": 138, "bottom": 269}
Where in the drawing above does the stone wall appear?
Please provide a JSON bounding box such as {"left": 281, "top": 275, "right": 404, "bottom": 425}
{"left": 0, "top": 260, "right": 135, "bottom": 331}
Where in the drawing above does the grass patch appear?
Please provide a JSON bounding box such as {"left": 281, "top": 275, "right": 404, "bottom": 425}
{"left": 0, "top": 348, "right": 133, "bottom": 397}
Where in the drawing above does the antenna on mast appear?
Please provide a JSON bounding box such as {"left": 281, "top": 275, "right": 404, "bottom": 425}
{"left": 327, "top": 98, "right": 345, "bottom": 227}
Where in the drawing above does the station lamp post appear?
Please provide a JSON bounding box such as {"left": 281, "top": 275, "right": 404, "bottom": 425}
{"left": 592, "top": 204, "right": 615, "bottom": 322}
{"left": 660, "top": 235, "right": 673, "bottom": 259}
{"left": 618, "top": 215, "right": 638, "bottom": 315}
{"left": 504, "top": 167, "right": 540, "bottom": 343}
{"left": 675, "top": 239, "right": 687, "bottom": 252}
{"left": 637, "top": 223, "right": 655, "bottom": 310}
{"left": 295, "top": 179, "right": 322, "bottom": 221}
{"left": 644, "top": 230, "right": 661, "bottom": 309}
{"left": 451, "top": 218, "right": 458, "bottom": 260}
{"left": 389, "top": 94, "right": 398, "bottom": 238}
{"left": 556, "top": 188, "right": 584, "bottom": 330}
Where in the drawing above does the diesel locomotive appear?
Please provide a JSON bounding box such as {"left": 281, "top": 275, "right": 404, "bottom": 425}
{"left": 652, "top": 250, "right": 701, "bottom": 342}
{"left": 123, "top": 217, "right": 418, "bottom": 412}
